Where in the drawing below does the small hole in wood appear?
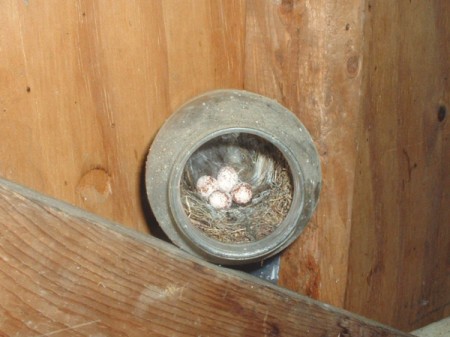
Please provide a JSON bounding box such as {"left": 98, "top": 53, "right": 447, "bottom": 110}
{"left": 437, "top": 105, "right": 446, "bottom": 122}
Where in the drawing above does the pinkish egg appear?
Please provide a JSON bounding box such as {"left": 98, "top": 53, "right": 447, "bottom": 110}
{"left": 196, "top": 175, "right": 219, "bottom": 199}
{"left": 217, "top": 166, "right": 238, "bottom": 193}
{"left": 208, "top": 190, "right": 232, "bottom": 210}
{"left": 231, "top": 182, "right": 253, "bottom": 205}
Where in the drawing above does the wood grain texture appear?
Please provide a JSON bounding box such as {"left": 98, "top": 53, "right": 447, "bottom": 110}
{"left": 0, "top": 0, "right": 449, "bottom": 333}
{"left": 0, "top": 0, "right": 245, "bottom": 233}
{"left": 345, "top": 0, "right": 450, "bottom": 331}
{"left": 0, "top": 178, "right": 413, "bottom": 337}
{"left": 244, "top": 0, "right": 365, "bottom": 307}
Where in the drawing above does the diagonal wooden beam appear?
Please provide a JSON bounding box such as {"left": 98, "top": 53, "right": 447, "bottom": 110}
{"left": 0, "top": 178, "right": 411, "bottom": 337}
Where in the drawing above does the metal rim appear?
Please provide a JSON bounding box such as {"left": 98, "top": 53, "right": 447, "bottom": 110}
{"left": 145, "top": 89, "right": 321, "bottom": 265}
{"left": 167, "top": 127, "right": 304, "bottom": 263}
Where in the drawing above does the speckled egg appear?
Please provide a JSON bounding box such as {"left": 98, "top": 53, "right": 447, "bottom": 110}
{"left": 217, "top": 166, "right": 238, "bottom": 193}
{"left": 231, "top": 182, "right": 253, "bottom": 205}
{"left": 208, "top": 190, "right": 232, "bottom": 210}
{"left": 196, "top": 175, "right": 219, "bottom": 199}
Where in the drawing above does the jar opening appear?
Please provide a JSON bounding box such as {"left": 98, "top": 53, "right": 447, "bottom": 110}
{"left": 180, "top": 132, "right": 295, "bottom": 244}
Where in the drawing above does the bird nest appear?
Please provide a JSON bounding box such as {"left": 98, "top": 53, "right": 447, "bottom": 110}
{"left": 180, "top": 133, "right": 293, "bottom": 244}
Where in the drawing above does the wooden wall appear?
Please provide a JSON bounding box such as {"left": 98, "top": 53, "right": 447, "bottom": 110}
{"left": 345, "top": 0, "right": 450, "bottom": 330}
{"left": 245, "top": 0, "right": 366, "bottom": 310}
{"left": 0, "top": 0, "right": 245, "bottom": 233}
{"left": 0, "top": 0, "right": 448, "bottom": 332}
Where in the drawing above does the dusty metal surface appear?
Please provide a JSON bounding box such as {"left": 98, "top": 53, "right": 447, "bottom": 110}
{"left": 145, "top": 89, "right": 321, "bottom": 265}
{"left": 247, "top": 255, "right": 281, "bottom": 285}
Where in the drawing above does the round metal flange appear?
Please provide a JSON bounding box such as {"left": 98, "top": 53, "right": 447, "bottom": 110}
{"left": 145, "top": 90, "right": 321, "bottom": 265}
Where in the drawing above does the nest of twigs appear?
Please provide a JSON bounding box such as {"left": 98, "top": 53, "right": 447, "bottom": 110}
{"left": 180, "top": 133, "right": 293, "bottom": 244}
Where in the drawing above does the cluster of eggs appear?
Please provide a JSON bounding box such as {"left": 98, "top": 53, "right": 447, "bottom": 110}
{"left": 196, "top": 166, "right": 253, "bottom": 210}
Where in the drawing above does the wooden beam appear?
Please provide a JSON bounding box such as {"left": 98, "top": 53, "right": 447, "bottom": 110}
{"left": 345, "top": 0, "right": 450, "bottom": 331}
{"left": 244, "top": 0, "right": 365, "bottom": 307}
{"left": 0, "top": 178, "right": 411, "bottom": 337}
{"left": 244, "top": 0, "right": 450, "bottom": 331}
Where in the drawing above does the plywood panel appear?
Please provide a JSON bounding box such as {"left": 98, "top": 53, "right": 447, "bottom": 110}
{"left": 345, "top": 0, "right": 450, "bottom": 331}
{"left": 0, "top": 0, "right": 245, "bottom": 233}
{"left": 244, "top": 0, "right": 365, "bottom": 307}
{"left": 0, "top": 178, "right": 413, "bottom": 337}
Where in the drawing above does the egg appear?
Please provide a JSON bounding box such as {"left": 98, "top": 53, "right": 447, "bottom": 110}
{"left": 196, "top": 175, "right": 219, "bottom": 199}
{"left": 208, "top": 190, "right": 232, "bottom": 210}
{"left": 231, "top": 182, "right": 253, "bottom": 205}
{"left": 217, "top": 166, "right": 238, "bottom": 193}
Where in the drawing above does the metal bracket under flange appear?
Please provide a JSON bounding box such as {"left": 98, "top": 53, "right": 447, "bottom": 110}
{"left": 229, "top": 254, "right": 280, "bottom": 285}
